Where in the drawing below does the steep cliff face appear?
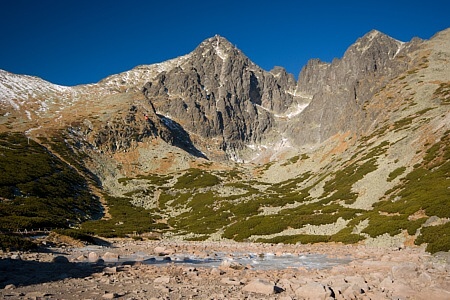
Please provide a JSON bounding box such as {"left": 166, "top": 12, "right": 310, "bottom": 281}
{"left": 287, "top": 30, "right": 422, "bottom": 146}
{"left": 142, "top": 35, "right": 296, "bottom": 160}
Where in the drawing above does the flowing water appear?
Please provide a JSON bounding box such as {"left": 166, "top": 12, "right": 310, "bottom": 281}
{"left": 116, "top": 251, "right": 352, "bottom": 270}
{"left": 72, "top": 245, "right": 352, "bottom": 270}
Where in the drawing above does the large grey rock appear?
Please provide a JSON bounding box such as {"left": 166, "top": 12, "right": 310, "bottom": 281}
{"left": 102, "top": 252, "right": 119, "bottom": 262}
{"left": 71, "top": 30, "right": 427, "bottom": 162}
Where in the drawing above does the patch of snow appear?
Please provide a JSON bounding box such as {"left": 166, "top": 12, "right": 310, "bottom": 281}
{"left": 275, "top": 103, "right": 309, "bottom": 119}
{"left": 293, "top": 91, "right": 314, "bottom": 99}
{"left": 214, "top": 36, "right": 228, "bottom": 61}
{"left": 0, "top": 69, "right": 78, "bottom": 114}
{"left": 38, "top": 100, "right": 49, "bottom": 112}
{"left": 25, "top": 126, "right": 42, "bottom": 136}
{"left": 268, "top": 137, "right": 293, "bottom": 162}
{"left": 393, "top": 41, "right": 405, "bottom": 58}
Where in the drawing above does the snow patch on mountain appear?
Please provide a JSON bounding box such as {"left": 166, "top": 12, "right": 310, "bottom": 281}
{"left": 0, "top": 69, "right": 73, "bottom": 111}
{"left": 275, "top": 103, "right": 310, "bottom": 119}
{"left": 99, "top": 55, "right": 191, "bottom": 89}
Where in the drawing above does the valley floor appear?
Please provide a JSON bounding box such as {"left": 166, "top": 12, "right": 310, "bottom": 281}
{"left": 1, "top": 239, "right": 450, "bottom": 299}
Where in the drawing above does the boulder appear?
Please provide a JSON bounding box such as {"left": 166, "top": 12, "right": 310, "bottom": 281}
{"left": 154, "top": 276, "right": 170, "bottom": 284}
{"left": 220, "top": 277, "right": 242, "bottom": 286}
{"left": 295, "top": 282, "right": 331, "bottom": 299}
{"left": 88, "top": 252, "right": 99, "bottom": 262}
{"left": 391, "top": 262, "right": 418, "bottom": 280}
{"left": 242, "top": 278, "right": 282, "bottom": 295}
{"left": 102, "top": 252, "right": 119, "bottom": 262}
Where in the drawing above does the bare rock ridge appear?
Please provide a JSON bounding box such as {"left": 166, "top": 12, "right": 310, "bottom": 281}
{"left": 139, "top": 31, "right": 423, "bottom": 158}
{"left": 286, "top": 30, "right": 422, "bottom": 145}
{"left": 0, "top": 29, "right": 441, "bottom": 162}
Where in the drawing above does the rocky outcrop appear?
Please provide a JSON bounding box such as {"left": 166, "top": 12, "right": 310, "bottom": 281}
{"left": 142, "top": 35, "right": 296, "bottom": 159}
{"left": 92, "top": 103, "right": 170, "bottom": 152}
{"left": 286, "top": 30, "right": 422, "bottom": 146}
{"left": 88, "top": 98, "right": 205, "bottom": 158}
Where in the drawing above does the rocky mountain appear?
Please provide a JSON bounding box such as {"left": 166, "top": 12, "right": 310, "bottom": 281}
{"left": 0, "top": 31, "right": 429, "bottom": 160}
{"left": 0, "top": 28, "right": 449, "bottom": 252}
{"left": 140, "top": 35, "right": 302, "bottom": 160}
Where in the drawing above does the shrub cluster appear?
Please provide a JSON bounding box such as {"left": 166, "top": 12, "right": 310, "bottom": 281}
{"left": 0, "top": 133, "right": 99, "bottom": 233}
{"left": 81, "top": 195, "right": 167, "bottom": 237}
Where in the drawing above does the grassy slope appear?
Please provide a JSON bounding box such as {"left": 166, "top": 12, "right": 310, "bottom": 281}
{"left": 110, "top": 128, "right": 448, "bottom": 252}
{"left": 0, "top": 132, "right": 100, "bottom": 250}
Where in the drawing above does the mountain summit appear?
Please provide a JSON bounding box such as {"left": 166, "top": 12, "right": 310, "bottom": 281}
{"left": 142, "top": 35, "right": 296, "bottom": 160}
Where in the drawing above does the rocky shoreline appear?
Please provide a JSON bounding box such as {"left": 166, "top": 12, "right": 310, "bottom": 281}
{"left": 1, "top": 239, "right": 450, "bottom": 299}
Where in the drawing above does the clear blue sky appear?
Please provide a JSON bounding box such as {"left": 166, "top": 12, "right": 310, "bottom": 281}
{"left": 1, "top": 0, "right": 449, "bottom": 86}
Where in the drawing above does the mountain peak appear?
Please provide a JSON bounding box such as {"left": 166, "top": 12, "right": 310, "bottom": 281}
{"left": 194, "top": 35, "right": 240, "bottom": 61}
{"left": 203, "top": 34, "right": 234, "bottom": 47}
{"left": 352, "top": 29, "right": 404, "bottom": 54}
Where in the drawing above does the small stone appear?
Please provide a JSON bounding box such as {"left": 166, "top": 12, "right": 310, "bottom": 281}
{"left": 104, "top": 266, "right": 117, "bottom": 274}
{"left": 102, "top": 292, "right": 117, "bottom": 299}
{"left": 221, "top": 277, "right": 242, "bottom": 286}
{"left": 210, "top": 268, "right": 224, "bottom": 276}
{"left": 3, "top": 284, "right": 16, "bottom": 290}
{"left": 10, "top": 254, "right": 21, "bottom": 260}
{"left": 76, "top": 255, "right": 87, "bottom": 261}
{"left": 154, "top": 276, "right": 170, "bottom": 284}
